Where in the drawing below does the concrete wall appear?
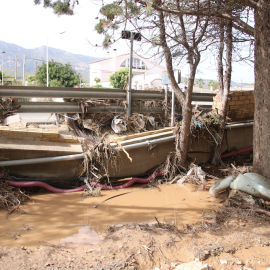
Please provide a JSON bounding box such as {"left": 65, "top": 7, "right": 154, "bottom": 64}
{"left": 0, "top": 127, "right": 83, "bottom": 178}
{"left": 108, "top": 125, "right": 253, "bottom": 177}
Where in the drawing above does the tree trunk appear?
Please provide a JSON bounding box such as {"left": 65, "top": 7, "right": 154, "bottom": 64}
{"left": 253, "top": 1, "right": 270, "bottom": 179}
{"left": 179, "top": 64, "right": 197, "bottom": 164}
{"left": 212, "top": 19, "right": 232, "bottom": 165}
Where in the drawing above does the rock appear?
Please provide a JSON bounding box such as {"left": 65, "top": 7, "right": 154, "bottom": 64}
{"left": 219, "top": 260, "right": 228, "bottom": 265}
{"left": 224, "top": 246, "right": 236, "bottom": 253}
{"left": 175, "top": 261, "right": 213, "bottom": 270}
{"left": 154, "top": 268, "right": 160, "bottom": 270}
{"left": 86, "top": 249, "right": 95, "bottom": 253}
{"left": 171, "top": 262, "right": 179, "bottom": 267}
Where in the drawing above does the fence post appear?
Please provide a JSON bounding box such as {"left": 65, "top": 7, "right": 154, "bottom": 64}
{"left": 171, "top": 87, "right": 175, "bottom": 127}
{"left": 165, "top": 84, "right": 168, "bottom": 118}
{"left": 127, "top": 33, "right": 134, "bottom": 117}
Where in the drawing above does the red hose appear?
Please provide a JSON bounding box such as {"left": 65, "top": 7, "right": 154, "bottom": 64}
{"left": 91, "top": 171, "right": 163, "bottom": 190}
{"left": 220, "top": 146, "right": 253, "bottom": 159}
{"left": 5, "top": 171, "right": 163, "bottom": 193}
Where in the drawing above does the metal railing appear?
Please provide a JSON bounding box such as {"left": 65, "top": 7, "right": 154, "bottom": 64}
{"left": 0, "top": 85, "right": 215, "bottom": 116}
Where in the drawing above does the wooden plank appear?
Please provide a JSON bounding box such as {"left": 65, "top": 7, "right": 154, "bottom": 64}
{"left": 113, "top": 127, "right": 174, "bottom": 142}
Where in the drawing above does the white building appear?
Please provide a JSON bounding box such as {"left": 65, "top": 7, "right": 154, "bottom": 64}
{"left": 89, "top": 49, "right": 166, "bottom": 90}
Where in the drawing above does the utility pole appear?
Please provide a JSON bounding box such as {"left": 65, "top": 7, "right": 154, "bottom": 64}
{"left": 127, "top": 32, "right": 134, "bottom": 117}
{"left": 14, "top": 54, "right": 17, "bottom": 80}
{"left": 121, "top": 30, "right": 141, "bottom": 117}
{"left": 89, "top": 65, "right": 90, "bottom": 87}
{"left": 1, "top": 51, "right": 5, "bottom": 86}
{"left": 23, "top": 53, "right": 26, "bottom": 86}
{"left": 36, "top": 61, "right": 38, "bottom": 86}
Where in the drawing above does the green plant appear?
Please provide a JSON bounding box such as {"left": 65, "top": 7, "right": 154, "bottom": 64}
{"left": 90, "top": 84, "right": 103, "bottom": 88}
{"left": 35, "top": 60, "right": 80, "bottom": 87}
{"left": 94, "top": 77, "right": 101, "bottom": 84}
{"left": 109, "top": 67, "right": 131, "bottom": 89}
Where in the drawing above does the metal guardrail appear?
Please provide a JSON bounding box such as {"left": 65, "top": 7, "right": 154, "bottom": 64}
{"left": 10, "top": 102, "right": 212, "bottom": 114}
{"left": 0, "top": 86, "right": 163, "bottom": 100}
{"left": 1, "top": 86, "right": 215, "bottom": 114}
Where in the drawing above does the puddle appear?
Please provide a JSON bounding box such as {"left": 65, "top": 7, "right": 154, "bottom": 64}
{"left": 0, "top": 184, "right": 218, "bottom": 248}
{"left": 60, "top": 226, "right": 103, "bottom": 244}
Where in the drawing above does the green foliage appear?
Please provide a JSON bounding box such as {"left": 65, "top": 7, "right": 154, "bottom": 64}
{"left": 18, "top": 97, "right": 31, "bottom": 102}
{"left": 12, "top": 79, "right": 23, "bottom": 86}
{"left": 34, "top": 0, "right": 78, "bottom": 15}
{"left": 3, "top": 79, "right": 23, "bottom": 86}
{"left": 103, "top": 34, "right": 112, "bottom": 48}
{"left": 90, "top": 84, "right": 103, "bottom": 88}
{"left": 27, "top": 74, "right": 36, "bottom": 82}
{"left": 95, "top": 19, "right": 108, "bottom": 34}
{"left": 94, "top": 77, "right": 101, "bottom": 84}
{"left": 151, "top": 37, "right": 160, "bottom": 47}
{"left": 27, "top": 74, "right": 36, "bottom": 86}
{"left": 145, "top": 3, "right": 153, "bottom": 16}
{"left": 196, "top": 78, "right": 204, "bottom": 88}
{"left": 35, "top": 60, "right": 80, "bottom": 87}
{"left": 109, "top": 67, "right": 130, "bottom": 89}
{"left": 100, "top": 3, "right": 123, "bottom": 20}
{"left": 95, "top": 1, "right": 140, "bottom": 47}
{"left": 49, "top": 79, "right": 63, "bottom": 87}
{"left": 208, "top": 80, "right": 218, "bottom": 90}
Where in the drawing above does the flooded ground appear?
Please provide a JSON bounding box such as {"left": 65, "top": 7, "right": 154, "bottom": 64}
{"left": 0, "top": 183, "right": 217, "bottom": 248}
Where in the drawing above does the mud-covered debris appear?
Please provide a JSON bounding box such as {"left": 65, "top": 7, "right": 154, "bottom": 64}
{"left": 81, "top": 187, "right": 101, "bottom": 197}
{"left": 176, "top": 164, "right": 206, "bottom": 185}
{"left": 111, "top": 116, "right": 127, "bottom": 133}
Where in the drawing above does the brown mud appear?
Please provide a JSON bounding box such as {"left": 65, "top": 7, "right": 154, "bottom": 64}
{"left": 0, "top": 184, "right": 215, "bottom": 248}
{"left": 0, "top": 183, "right": 270, "bottom": 270}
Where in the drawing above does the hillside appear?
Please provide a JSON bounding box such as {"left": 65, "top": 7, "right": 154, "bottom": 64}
{"left": 0, "top": 40, "right": 102, "bottom": 82}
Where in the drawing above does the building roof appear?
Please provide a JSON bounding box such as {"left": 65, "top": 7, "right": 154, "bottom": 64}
{"left": 89, "top": 53, "right": 166, "bottom": 70}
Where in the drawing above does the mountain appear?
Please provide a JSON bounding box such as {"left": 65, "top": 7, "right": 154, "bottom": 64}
{"left": 0, "top": 40, "right": 103, "bottom": 82}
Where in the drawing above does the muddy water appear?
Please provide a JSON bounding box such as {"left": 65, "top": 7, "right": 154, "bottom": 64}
{"left": 0, "top": 184, "right": 218, "bottom": 248}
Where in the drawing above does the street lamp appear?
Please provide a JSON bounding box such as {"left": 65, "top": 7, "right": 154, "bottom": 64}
{"left": 47, "top": 31, "right": 66, "bottom": 87}
{"left": 1, "top": 51, "right": 5, "bottom": 86}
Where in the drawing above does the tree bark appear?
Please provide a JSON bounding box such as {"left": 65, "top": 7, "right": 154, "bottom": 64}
{"left": 212, "top": 19, "right": 232, "bottom": 165}
{"left": 253, "top": 1, "right": 270, "bottom": 179}
{"left": 179, "top": 63, "right": 199, "bottom": 164}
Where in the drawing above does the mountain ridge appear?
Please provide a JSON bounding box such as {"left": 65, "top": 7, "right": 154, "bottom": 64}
{"left": 0, "top": 40, "right": 103, "bottom": 81}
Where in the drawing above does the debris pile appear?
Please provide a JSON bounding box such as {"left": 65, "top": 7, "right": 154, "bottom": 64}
{"left": 172, "top": 164, "right": 207, "bottom": 185}
{"left": 0, "top": 98, "right": 20, "bottom": 124}
{"left": 0, "top": 179, "right": 30, "bottom": 211}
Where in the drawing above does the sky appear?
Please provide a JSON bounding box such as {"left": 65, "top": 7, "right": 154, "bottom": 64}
{"left": 0, "top": 0, "right": 255, "bottom": 84}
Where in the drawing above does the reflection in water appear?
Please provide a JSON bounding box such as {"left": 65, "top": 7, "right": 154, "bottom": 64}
{"left": 60, "top": 226, "right": 103, "bottom": 244}
{"left": 0, "top": 184, "right": 218, "bottom": 248}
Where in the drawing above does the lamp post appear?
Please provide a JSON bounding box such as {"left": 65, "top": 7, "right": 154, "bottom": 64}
{"left": 1, "top": 51, "right": 5, "bottom": 86}
{"left": 47, "top": 31, "right": 66, "bottom": 87}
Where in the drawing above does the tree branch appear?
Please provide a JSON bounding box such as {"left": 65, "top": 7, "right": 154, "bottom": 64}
{"left": 135, "top": 0, "right": 255, "bottom": 36}
{"left": 229, "top": 0, "right": 257, "bottom": 9}
{"left": 158, "top": 10, "right": 185, "bottom": 104}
